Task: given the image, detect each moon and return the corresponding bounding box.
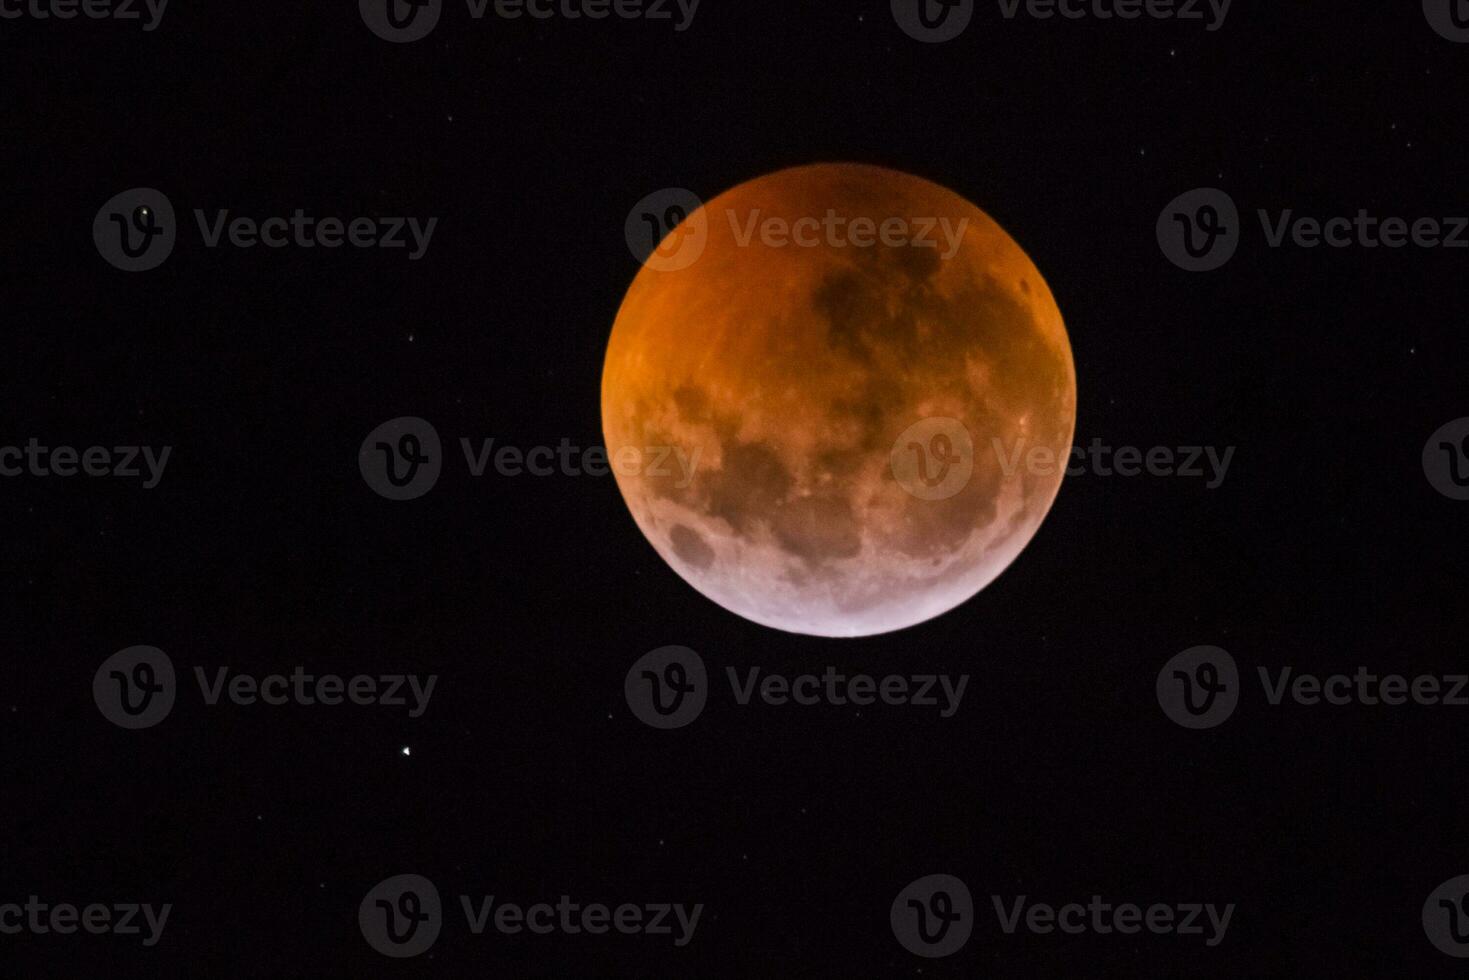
[601,163,1076,637]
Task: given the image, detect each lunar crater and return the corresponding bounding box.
[603,163,1076,637]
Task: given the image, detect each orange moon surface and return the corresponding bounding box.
[601,163,1076,637]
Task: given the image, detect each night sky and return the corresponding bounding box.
[6,0,1469,974]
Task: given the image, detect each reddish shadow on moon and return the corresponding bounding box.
[602,163,1076,637]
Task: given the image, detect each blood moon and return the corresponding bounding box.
[601,163,1076,637]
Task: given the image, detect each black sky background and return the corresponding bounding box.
[4,0,1469,975]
